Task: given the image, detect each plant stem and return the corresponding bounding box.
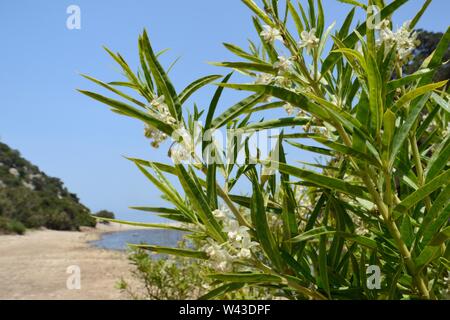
[335,122,430,299]
[361,171,430,299]
[409,134,432,211]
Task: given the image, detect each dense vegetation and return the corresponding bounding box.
[82,0,449,300]
[118,241,276,299]
[405,29,450,81]
[94,210,116,223]
[0,142,96,234]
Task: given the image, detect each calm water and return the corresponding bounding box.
[89,229,185,251]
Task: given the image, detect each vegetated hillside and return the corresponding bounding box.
[405,29,450,81]
[0,142,96,234]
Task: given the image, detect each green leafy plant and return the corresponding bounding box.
[94,210,116,224]
[118,246,275,300]
[0,216,26,235]
[80,0,449,300]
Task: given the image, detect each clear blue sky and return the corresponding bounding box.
[0,0,449,222]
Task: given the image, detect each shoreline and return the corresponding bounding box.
[0,223,141,300]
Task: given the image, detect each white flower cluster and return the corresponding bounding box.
[144,126,167,148]
[283,103,301,116]
[274,56,292,74]
[377,20,419,63]
[353,216,369,236]
[204,208,258,272]
[0,180,6,189]
[144,95,177,148]
[255,73,274,85]
[268,213,283,230]
[299,29,320,55]
[274,75,293,88]
[151,95,177,125]
[260,25,283,43]
[204,241,235,272]
[170,126,193,164]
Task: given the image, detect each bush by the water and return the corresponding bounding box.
[0,142,96,233]
[118,247,275,300]
[94,210,116,223]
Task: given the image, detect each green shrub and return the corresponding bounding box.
[0,217,26,235]
[118,247,276,300]
[94,210,116,224]
[0,187,96,231]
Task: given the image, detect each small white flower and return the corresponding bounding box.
[236,233,258,259]
[254,73,274,85]
[378,20,418,64]
[170,144,190,164]
[240,234,258,249]
[149,95,177,126]
[274,56,292,74]
[260,25,283,43]
[354,216,369,236]
[224,220,249,242]
[238,248,252,259]
[170,126,193,163]
[215,261,233,272]
[375,19,391,31]
[144,125,167,148]
[283,103,299,116]
[204,241,235,272]
[312,126,328,136]
[150,95,166,109]
[0,180,6,188]
[299,28,319,54]
[269,214,283,228]
[274,75,292,88]
[213,208,227,220]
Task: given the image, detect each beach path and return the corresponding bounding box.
[0,224,136,300]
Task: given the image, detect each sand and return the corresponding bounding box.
[0,223,139,300]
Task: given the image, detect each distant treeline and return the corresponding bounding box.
[0,142,96,234]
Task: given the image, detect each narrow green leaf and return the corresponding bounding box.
[78,90,173,135]
[211,93,263,129]
[395,169,450,213]
[133,245,208,259]
[273,162,368,199]
[208,273,282,283]
[391,81,448,113]
[93,217,190,232]
[290,227,335,243]
[425,134,450,181]
[178,75,222,105]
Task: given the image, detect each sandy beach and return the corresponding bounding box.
[0,223,139,300]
